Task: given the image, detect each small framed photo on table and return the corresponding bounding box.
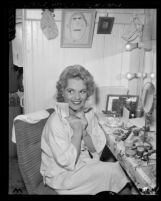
[60,9,96,48]
[105,94,139,117]
[106,95,121,116]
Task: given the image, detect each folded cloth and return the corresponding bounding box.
[12,110,50,143]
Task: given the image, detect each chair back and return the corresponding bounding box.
[14,108,55,194]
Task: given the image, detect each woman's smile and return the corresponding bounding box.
[71,100,82,105]
[69,100,84,112]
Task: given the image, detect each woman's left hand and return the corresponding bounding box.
[83,131,96,153]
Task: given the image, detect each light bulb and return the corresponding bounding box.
[125,44,131,51]
[126,72,135,80]
[143,73,147,79]
[125,43,138,51]
[150,72,155,79]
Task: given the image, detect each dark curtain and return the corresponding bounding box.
[8,8,19,92]
[9,41,19,93]
[8,8,16,41]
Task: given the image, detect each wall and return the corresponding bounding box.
[143,9,156,88]
[20,9,154,113]
[143,42,156,87]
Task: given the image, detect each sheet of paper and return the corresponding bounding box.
[123,107,130,120]
[108,96,119,111]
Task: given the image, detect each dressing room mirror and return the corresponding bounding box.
[141,82,155,114]
[141,82,155,138]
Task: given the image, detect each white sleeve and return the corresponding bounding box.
[43,116,77,171]
[90,114,106,154]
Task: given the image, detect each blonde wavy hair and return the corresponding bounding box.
[56,65,95,102]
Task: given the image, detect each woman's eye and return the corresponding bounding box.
[67,89,74,94]
[80,90,87,94]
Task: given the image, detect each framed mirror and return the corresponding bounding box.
[141,82,155,114]
[141,82,155,141]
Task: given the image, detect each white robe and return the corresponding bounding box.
[40,102,129,194]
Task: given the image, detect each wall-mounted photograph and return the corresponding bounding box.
[60,9,96,48]
[97,17,115,34]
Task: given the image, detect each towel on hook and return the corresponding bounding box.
[40,9,58,40]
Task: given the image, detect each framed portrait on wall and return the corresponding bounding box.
[97,17,115,34]
[60,9,96,48]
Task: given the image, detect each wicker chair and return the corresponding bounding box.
[14,107,118,195]
[14,108,58,194]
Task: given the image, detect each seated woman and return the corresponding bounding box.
[40,65,131,195]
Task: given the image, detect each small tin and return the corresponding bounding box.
[125,149,136,157]
[143,142,152,151]
[133,128,140,136]
[136,146,145,157]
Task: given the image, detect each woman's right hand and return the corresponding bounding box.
[66,115,86,135]
[66,115,87,163]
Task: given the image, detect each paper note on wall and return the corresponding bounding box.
[123,107,130,120]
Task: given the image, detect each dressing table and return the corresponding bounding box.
[97,115,156,195]
[97,82,157,195]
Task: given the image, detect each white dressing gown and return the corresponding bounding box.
[40,102,129,194]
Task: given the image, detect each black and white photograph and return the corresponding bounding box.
[97,17,115,34]
[9,8,157,195]
[105,94,139,117]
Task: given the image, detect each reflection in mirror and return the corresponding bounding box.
[142,82,155,114]
[141,82,155,142]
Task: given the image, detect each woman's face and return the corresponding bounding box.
[63,78,88,113]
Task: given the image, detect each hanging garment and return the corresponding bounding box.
[40,10,58,40]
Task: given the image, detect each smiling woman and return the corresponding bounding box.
[40,64,132,195]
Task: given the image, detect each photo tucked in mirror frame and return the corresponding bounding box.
[103,94,139,118]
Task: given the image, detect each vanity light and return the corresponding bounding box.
[137,73,148,79]
[138,72,155,79]
[126,72,136,80]
[125,40,152,52]
[125,43,138,51]
[149,72,155,79]
[125,72,149,80]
